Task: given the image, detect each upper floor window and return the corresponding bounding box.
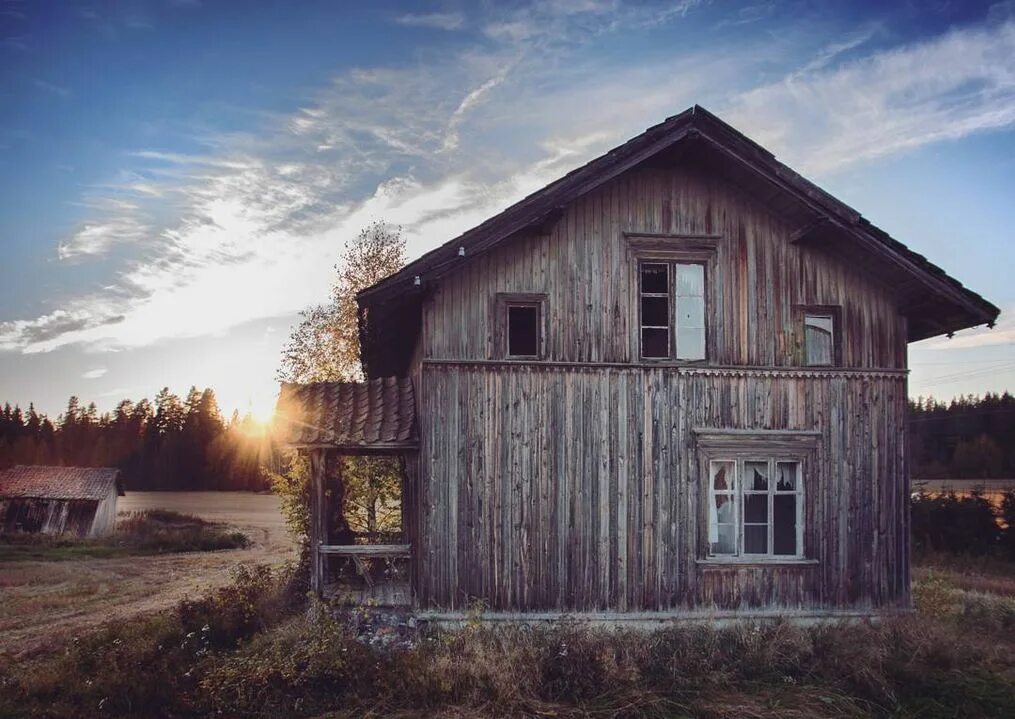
[797,305,842,367]
[709,458,803,558]
[639,261,705,360]
[495,293,546,359]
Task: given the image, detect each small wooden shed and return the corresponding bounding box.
[0,465,124,537]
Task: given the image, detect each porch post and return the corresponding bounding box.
[308,449,328,595]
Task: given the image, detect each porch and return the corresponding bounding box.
[275,377,418,605]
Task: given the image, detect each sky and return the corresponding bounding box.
[1,0,1014,421]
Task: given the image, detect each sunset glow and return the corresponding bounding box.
[0,1,1013,419]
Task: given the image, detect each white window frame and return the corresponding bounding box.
[637,259,707,361]
[708,457,805,560]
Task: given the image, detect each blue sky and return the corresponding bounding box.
[1,0,1014,419]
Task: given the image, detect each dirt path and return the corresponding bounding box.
[0,492,295,658]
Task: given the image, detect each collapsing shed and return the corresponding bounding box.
[0,465,124,537]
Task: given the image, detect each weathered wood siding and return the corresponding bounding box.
[416,364,909,611]
[423,163,907,369]
[412,161,911,613]
[0,498,100,537]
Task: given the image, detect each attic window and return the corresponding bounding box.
[496,293,546,359]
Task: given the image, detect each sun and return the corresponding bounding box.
[239,388,279,428]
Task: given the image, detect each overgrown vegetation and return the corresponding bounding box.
[2,558,1014,719]
[0,510,249,561]
[912,489,1015,559]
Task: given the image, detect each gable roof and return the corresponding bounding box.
[357,105,999,376]
[274,376,417,451]
[0,465,123,501]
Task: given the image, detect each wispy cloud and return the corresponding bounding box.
[394,12,466,31]
[82,368,107,379]
[725,21,1015,174]
[58,217,150,259]
[2,3,1013,358]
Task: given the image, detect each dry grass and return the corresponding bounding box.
[2,557,1014,719]
[0,492,295,659]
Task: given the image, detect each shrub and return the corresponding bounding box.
[911,491,1000,556]
[0,564,288,719]
[1001,490,1015,561]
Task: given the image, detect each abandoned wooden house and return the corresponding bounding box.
[0,465,124,537]
[275,105,999,621]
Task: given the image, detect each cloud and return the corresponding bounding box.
[4,4,1013,358]
[394,12,465,31]
[0,307,125,352]
[724,21,1015,174]
[58,217,150,259]
[82,368,107,379]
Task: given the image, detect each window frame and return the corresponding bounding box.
[708,457,805,560]
[626,234,717,363]
[795,304,842,367]
[494,292,547,360]
[694,428,818,565]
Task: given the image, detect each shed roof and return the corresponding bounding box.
[0,465,123,501]
[356,104,999,377]
[274,376,417,451]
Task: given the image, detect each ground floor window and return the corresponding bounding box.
[708,458,803,558]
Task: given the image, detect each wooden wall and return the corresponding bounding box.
[411,160,911,614]
[416,364,909,612]
[422,163,907,369]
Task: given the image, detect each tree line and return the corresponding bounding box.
[909,392,1015,479]
[0,388,277,491]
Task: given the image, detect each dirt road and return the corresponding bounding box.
[0,492,294,658]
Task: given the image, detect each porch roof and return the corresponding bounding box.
[274,376,417,452]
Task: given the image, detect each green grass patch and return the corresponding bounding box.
[0,510,249,562]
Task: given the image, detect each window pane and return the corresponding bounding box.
[712,461,734,491]
[642,328,668,358]
[744,525,767,554]
[641,296,668,327]
[675,263,704,296]
[805,314,834,366]
[712,524,736,555]
[640,263,668,294]
[676,296,705,329]
[675,327,705,361]
[744,461,768,491]
[714,493,734,523]
[776,462,798,491]
[507,305,539,356]
[744,493,768,523]
[774,494,797,555]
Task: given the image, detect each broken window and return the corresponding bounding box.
[507,304,540,357]
[639,260,706,360]
[708,458,803,558]
[804,313,835,366]
[496,293,546,359]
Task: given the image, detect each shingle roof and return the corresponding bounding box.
[274,377,417,450]
[0,465,123,501]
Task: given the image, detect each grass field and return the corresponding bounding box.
[0,492,293,659]
[0,556,1013,718]
[2,493,1014,717]
[0,509,250,562]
